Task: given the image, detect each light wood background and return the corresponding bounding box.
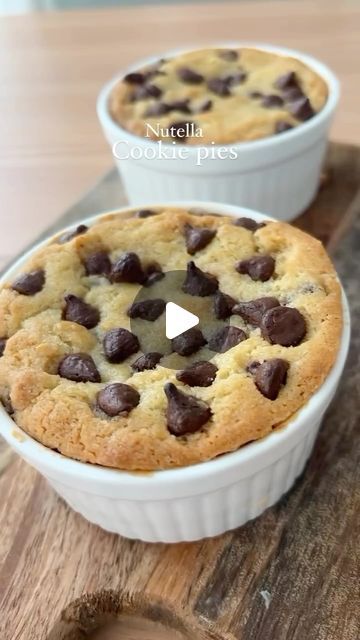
[0,0,359,265]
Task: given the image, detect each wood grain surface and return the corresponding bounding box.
[1,0,360,264]
[0,142,359,640]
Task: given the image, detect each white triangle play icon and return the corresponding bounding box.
[165,302,199,340]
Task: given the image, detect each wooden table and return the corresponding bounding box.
[0,0,360,264]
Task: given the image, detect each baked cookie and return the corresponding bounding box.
[109,47,328,144]
[0,208,342,470]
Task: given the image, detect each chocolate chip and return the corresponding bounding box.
[194,99,213,113]
[164,382,211,436]
[213,290,236,320]
[246,360,261,375]
[168,121,195,140]
[234,217,265,231]
[131,83,162,101]
[248,91,263,99]
[177,67,204,84]
[261,94,284,108]
[168,99,191,114]
[103,328,140,363]
[207,77,231,97]
[58,224,88,244]
[274,71,298,90]
[253,358,289,400]
[218,49,239,61]
[58,353,101,383]
[111,252,145,284]
[275,121,294,134]
[134,209,157,218]
[144,263,165,287]
[172,327,206,356]
[208,325,247,353]
[283,86,304,102]
[127,298,165,321]
[12,269,45,295]
[224,71,247,86]
[97,383,139,416]
[63,295,100,329]
[288,96,315,121]
[176,361,218,387]
[236,255,275,282]
[182,261,218,297]
[124,72,146,84]
[0,338,7,357]
[183,224,216,255]
[261,306,306,347]
[131,352,162,372]
[232,297,280,326]
[145,102,171,117]
[84,251,111,276]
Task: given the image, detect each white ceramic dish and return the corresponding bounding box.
[0,202,350,543]
[97,43,340,221]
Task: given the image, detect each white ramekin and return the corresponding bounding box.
[0,202,350,543]
[97,43,340,221]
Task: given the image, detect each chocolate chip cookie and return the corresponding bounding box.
[109,47,328,144]
[0,207,342,470]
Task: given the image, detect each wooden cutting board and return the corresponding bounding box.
[0,142,359,640]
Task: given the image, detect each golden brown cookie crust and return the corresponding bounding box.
[109,47,328,144]
[0,208,342,470]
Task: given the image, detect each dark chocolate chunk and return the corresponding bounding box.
[283,86,304,102]
[253,358,289,400]
[58,224,88,244]
[177,67,204,84]
[131,83,162,101]
[261,94,284,108]
[213,290,236,320]
[288,96,315,121]
[103,328,140,363]
[207,77,231,97]
[232,297,280,326]
[131,352,162,372]
[248,90,263,99]
[58,353,101,383]
[0,338,7,357]
[224,71,247,86]
[234,217,265,231]
[176,361,218,387]
[208,325,247,353]
[261,306,306,347]
[134,209,157,218]
[236,255,275,282]
[168,99,191,114]
[127,298,165,321]
[145,102,171,117]
[84,251,111,276]
[182,261,218,297]
[111,252,145,284]
[63,294,100,329]
[275,121,294,134]
[168,120,195,140]
[274,71,298,90]
[195,99,213,113]
[97,383,140,416]
[171,327,206,357]
[218,49,239,61]
[183,224,216,255]
[144,263,165,287]
[12,269,45,296]
[124,71,146,85]
[164,382,211,436]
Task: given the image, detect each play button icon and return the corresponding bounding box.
[165,302,199,340]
